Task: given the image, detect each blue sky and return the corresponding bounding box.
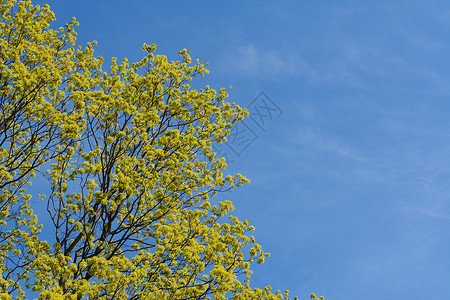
[35,1,450,299]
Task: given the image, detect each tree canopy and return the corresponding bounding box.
[0,0,323,299]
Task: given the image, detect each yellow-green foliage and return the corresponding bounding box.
[0,0,323,299]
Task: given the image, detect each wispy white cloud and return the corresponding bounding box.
[295,126,365,161]
[222,44,303,79]
[220,40,384,87]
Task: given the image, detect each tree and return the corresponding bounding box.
[0,0,324,299]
